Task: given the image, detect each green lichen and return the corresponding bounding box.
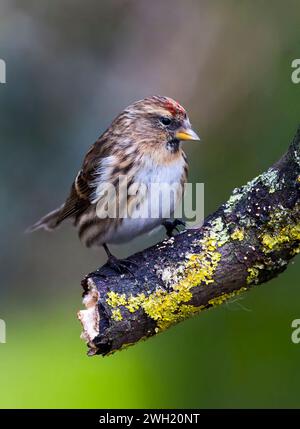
[209,217,230,246]
[294,150,300,166]
[224,168,281,215]
[260,168,279,194]
[224,190,244,214]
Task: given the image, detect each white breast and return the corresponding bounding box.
[108,155,186,244]
[136,154,186,185]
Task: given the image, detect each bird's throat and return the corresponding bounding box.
[166,138,180,154]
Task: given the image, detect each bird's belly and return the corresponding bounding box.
[81,156,186,247]
[107,216,162,244]
[107,181,181,244]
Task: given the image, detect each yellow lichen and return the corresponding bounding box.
[261,224,300,252]
[105,205,300,334]
[141,289,205,330]
[106,292,146,313]
[246,262,269,285]
[208,287,247,307]
[231,228,245,241]
[105,232,222,331]
[291,247,300,256]
[111,308,123,321]
[247,266,260,284]
[106,291,127,307]
[259,206,300,255]
[139,234,222,331]
[125,293,146,313]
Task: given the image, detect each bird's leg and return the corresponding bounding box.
[162,219,186,238]
[103,243,114,259]
[103,243,137,275]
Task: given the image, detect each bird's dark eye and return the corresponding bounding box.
[160,116,172,126]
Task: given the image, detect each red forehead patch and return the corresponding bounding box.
[164,99,186,116]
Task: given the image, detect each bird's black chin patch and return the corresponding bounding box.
[166,138,180,153]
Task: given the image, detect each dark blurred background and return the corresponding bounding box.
[0,0,300,408]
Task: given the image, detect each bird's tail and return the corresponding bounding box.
[26,205,64,233]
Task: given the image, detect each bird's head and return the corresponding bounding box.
[110,96,200,161]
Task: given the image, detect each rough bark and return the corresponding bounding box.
[78,127,300,356]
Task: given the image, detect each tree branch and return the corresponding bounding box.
[78,127,300,356]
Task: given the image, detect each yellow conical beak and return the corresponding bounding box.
[175,127,200,142]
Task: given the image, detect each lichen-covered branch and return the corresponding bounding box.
[78,127,300,356]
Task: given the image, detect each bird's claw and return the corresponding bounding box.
[105,255,136,276]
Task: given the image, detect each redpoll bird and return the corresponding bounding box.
[29,96,200,272]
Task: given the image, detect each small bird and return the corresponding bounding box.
[29,96,200,272]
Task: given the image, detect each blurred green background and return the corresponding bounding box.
[0,0,300,408]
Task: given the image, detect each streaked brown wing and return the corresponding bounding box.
[56,136,110,223]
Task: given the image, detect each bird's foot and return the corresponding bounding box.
[105,255,137,276]
[163,219,186,238]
